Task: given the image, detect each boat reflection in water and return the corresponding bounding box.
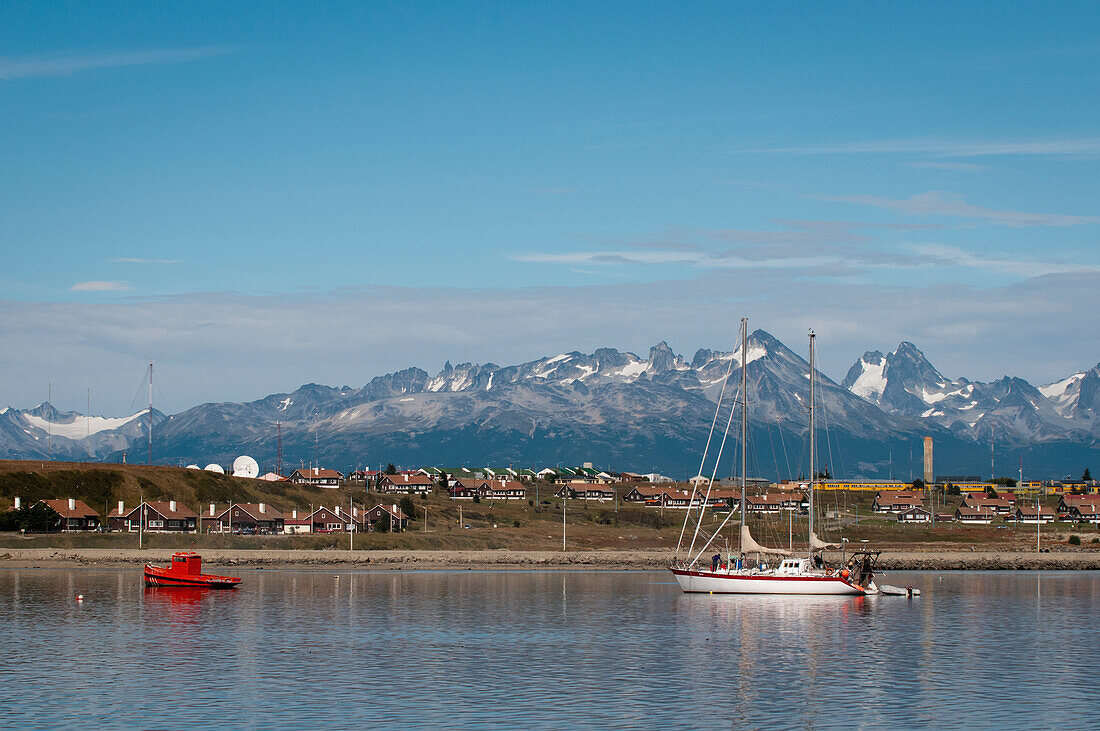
[673,590,903,728]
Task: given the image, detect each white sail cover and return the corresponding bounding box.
[741,525,792,556]
[809,532,841,551]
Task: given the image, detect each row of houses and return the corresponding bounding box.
[865,489,1071,525]
[9,498,409,534]
[281,464,1100,500]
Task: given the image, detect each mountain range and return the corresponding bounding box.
[3,331,1097,479]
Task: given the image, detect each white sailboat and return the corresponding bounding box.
[670,323,881,596]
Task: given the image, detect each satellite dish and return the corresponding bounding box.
[204,463,224,474]
[186,464,201,470]
[232,455,260,479]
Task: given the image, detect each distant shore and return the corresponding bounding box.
[2,547,1100,571]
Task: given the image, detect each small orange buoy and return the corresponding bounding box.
[76,595,84,602]
[840,569,850,580]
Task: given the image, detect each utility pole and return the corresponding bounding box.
[562,495,567,551]
[138,488,144,550]
[350,496,354,551]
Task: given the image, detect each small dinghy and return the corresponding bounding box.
[144,551,241,588]
[879,584,920,596]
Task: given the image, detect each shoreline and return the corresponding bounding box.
[3,547,1100,571]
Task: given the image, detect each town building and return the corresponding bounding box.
[377,473,434,495]
[1058,494,1100,514]
[366,503,407,532]
[897,506,932,523]
[954,506,997,524]
[288,467,343,488]
[448,478,488,499]
[872,491,926,514]
[283,508,312,534]
[108,500,197,533]
[483,480,527,500]
[962,496,1013,515]
[204,503,285,534]
[1013,506,1055,524]
[555,484,616,501]
[39,499,101,532]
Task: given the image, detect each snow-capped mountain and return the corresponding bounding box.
[141,331,976,478]
[842,343,1099,446]
[2,332,1095,478]
[0,403,166,460]
[1041,365,1100,426]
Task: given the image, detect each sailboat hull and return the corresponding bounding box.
[670,567,869,595]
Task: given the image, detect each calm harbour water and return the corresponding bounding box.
[1,568,1097,730]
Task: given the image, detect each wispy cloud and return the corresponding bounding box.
[70,280,132,292]
[109,258,181,265]
[735,138,1100,158]
[910,244,1099,278]
[823,191,1099,227]
[906,161,990,172]
[514,242,932,273]
[0,47,232,80]
[5,272,1100,413]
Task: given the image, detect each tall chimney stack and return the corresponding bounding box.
[170,500,177,512]
[68,498,76,511]
[13,497,20,510]
[118,500,124,515]
[209,503,216,516]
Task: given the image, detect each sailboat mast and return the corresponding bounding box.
[808,330,815,558]
[740,318,748,554]
[148,362,153,466]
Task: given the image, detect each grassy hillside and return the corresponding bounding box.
[0,460,1092,551]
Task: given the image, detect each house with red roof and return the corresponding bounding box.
[204,503,285,534]
[366,503,408,532]
[288,467,343,488]
[377,473,434,495]
[39,499,101,532]
[108,500,197,533]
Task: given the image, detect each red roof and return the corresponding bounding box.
[207,503,285,521]
[40,499,99,519]
[1062,494,1100,505]
[380,473,435,486]
[290,468,342,480]
[367,504,407,520]
[108,501,197,520]
[486,480,526,492]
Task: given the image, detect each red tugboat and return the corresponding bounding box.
[144,551,242,588]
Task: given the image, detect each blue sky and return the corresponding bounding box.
[1,2,1098,413]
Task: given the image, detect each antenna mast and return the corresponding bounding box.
[277,421,284,476]
[47,382,52,460]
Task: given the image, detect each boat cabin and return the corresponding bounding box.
[775,558,811,575]
[169,552,203,576]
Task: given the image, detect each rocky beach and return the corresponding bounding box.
[3,546,1099,571]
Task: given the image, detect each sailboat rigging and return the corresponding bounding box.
[670,323,884,596]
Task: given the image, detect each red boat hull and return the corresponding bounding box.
[144,552,241,588]
[144,567,241,588]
